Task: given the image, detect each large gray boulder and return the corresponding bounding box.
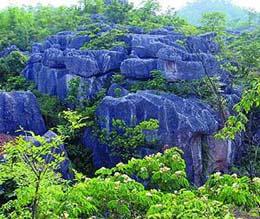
[121,58,157,79]
[0,92,46,135]
[186,33,220,54]
[42,48,65,68]
[64,54,99,78]
[23,64,112,100]
[84,91,219,184]
[157,47,220,81]
[84,90,241,185]
[23,35,127,101]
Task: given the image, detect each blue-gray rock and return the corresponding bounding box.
[83,50,127,74]
[121,58,157,79]
[127,26,144,34]
[64,54,99,77]
[68,35,90,49]
[32,43,44,53]
[129,34,185,58]
[44,31,74,51]
[83,127,120,168]
[23,63,112,100]
[186,33,219,54]
[84,90,219,184]
[0,91,46,135]
[24,130,73,180]
[0,45,19,58]
[157,46,220,81]
[43,130,73,180]
[42,48,65,68]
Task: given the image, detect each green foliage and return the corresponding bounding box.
[0,51,28,81]
[66,77,81,106]
[100,118,159,161]
[56,110,88,141]
[0,75,35,91]
[104,0,133,23]
[2,140,259,218]
[217,78,260,140]
[200,12,227,34]
[0,6,83,50]
[147,190,233,219]
[82,28,127,50]
[112,73,125,84]
[223,28,260,77]
[200,173,260,211]
[131,70,224,109]
[128,2,197,33]
[96,147,189,192]
[79,0,105,14]
[0,132,67,219]
[130,70,167,92]
[34,92,65,129]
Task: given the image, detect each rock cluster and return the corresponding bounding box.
[20,25,241,184]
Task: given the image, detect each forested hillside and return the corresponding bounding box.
[178,0,259,27]
[0,0,259,218]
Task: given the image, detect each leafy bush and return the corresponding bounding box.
[0,75,35,91]
[0,132,67,219]
[0,51,28,81]
[34,92,66,129]
[96,147,189,192]
[82,28,127,50]
[104,0,133,23]
[100,118,159,161]
[200,173,260,210]
[147,190,233,219]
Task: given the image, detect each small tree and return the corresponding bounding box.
[201,12,227,34]
[104,0,133,23]
[0,132,66,219]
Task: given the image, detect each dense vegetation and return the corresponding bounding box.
[0,0,259,218]
[178,0,260,27]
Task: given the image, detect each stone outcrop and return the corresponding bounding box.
[121,58,157,79]
[83,90,241,185]
[21,24,241,185]
[0,91,46,135]
[23,31,127,100]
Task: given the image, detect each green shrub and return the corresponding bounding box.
[99,118,159,161]
[200,173,260,210]
[82,28,127,50]
[0,75,35,91]
[147,190,233,219]
[104,0,133,23]
[0,51,28,82]
[96,147,189,192]
[34,92,66,129]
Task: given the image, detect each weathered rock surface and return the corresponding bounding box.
[83,90,241,185]
[23,31,127,100]
[22,25,241,185]
[0,91,46,135]
[42,130,73,180]
[121,58,157,79]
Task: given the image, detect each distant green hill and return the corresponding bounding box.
[177,0,250,26]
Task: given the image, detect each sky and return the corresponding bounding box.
[0,0,259,11]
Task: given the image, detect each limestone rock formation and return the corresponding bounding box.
[0,91,46,135]
[22,24,241,185]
